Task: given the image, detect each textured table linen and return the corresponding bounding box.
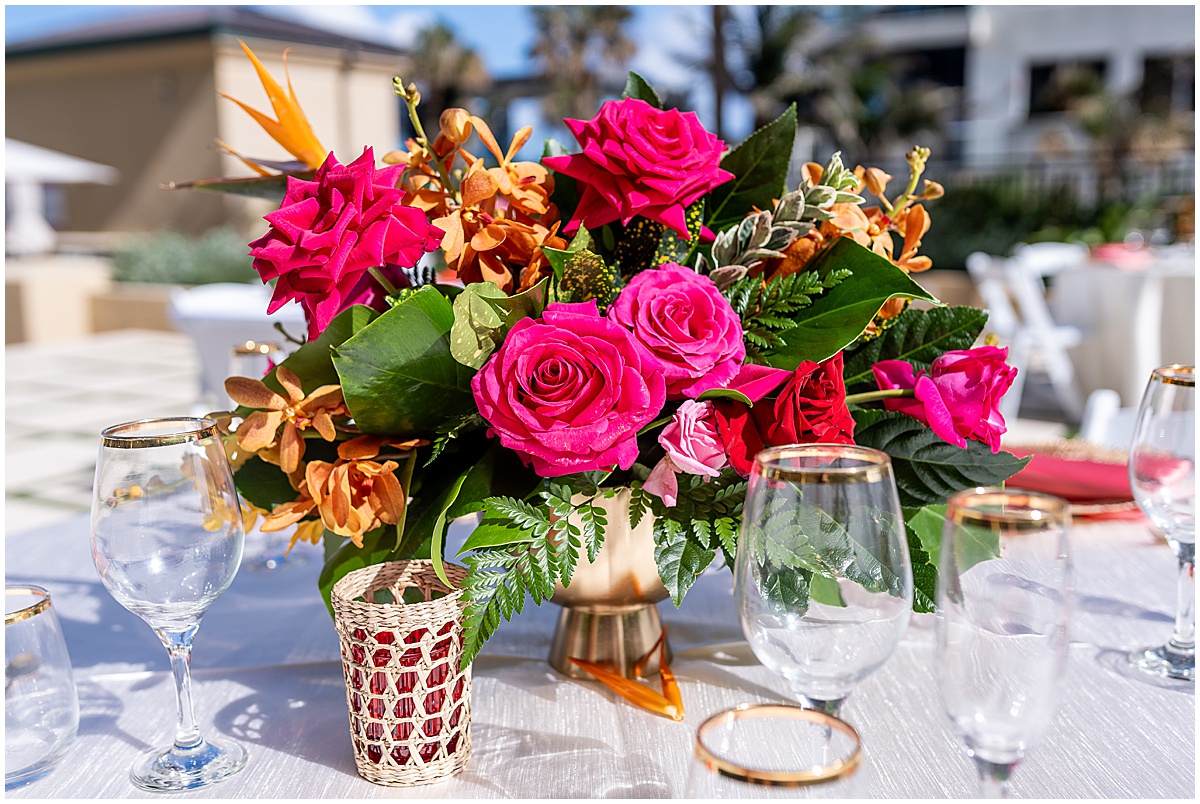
[5,515,1194,798]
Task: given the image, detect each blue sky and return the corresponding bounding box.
[4,4,755,141]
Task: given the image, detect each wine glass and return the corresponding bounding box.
[685,703,865,798]
[1127,365,1195,681]
[935,488,1073,798]
[90,418,248,790]
[735,444,913,718]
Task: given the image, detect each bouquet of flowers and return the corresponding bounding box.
[200,44,1027,669]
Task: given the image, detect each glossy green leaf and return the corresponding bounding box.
[654,518,716,606]
[853,410,1031,509]
[706,104,797,234]
[332,286,475,436]
[622,71,663,108]
[232,455,299,511]
[763,239,940,370]
[696,387,753,406]
[842,306,990,393]
[809,574,847,607]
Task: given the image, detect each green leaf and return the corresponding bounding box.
[245,305,378,411]
[842,306,990,393]
[762,239,940,369]
[167,171,310,201]
[903,504,949,568]
[809,574,847,607]
[706,104,797,234]
[318,524,410,618]
[429,472,470,589]
[543,138,578,215]
[622,71,663,108]
[449,282,508,369]
[458,518,534,554]
[653,518,716,606]
[232,455,299,511]
[697,386,754,408]
[905,525,938,614]
[332,286,475,436]
[853,410,1031,509]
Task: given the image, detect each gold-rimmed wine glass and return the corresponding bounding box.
[1127,365,1195,681]
[735,444,913,719]
[90,417,247,791]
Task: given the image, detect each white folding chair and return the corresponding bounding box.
[1079,388,1138,450]
[1011,241,1089,277]
[966,251,1085,423]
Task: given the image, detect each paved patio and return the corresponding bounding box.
[4,328,1070,535]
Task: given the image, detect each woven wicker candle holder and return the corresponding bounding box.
[331,561,472,787]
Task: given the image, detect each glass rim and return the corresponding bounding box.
[694,703,862,786]
[5,584,52,626]
[945,486,1072,526]
[752,443,892,483]
[1150,364,1195,387]
[101,417,218,449]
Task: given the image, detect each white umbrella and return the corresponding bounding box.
[5,139,119,256]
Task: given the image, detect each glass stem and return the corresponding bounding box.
[1167,540,1196,655]
[975,758,1014,798]
[798,695,845,717]
[157,625,202,750]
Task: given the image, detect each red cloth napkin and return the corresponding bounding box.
[1007,448,1144,521]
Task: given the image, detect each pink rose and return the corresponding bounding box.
[643,400,728,507]
[872,346,1018,453]
[543,98,734,239]
[471,300,666,477]
[249,147,444,340]
[608,263,745,399]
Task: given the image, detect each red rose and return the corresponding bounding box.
[714,354,856,476]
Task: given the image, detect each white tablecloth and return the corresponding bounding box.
[1051,250,1196,407]
[5,515,1194,798]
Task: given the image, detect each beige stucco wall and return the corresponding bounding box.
[7,34,410,238]
[6,36,231,235]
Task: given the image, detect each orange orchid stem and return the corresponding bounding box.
[568,657,683,722]
[658,628,684,715]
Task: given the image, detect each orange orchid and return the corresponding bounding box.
[219,40,328,171]
[225,366,347,475]
[259,436,417,549]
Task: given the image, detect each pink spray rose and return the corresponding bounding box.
[608,263,745,399]
[872,346,1018,453]
[643,400,728,507]
[249,147,444,340]
[542,98,734,239]
[471,300,666,477]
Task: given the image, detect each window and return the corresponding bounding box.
[1140,54,1195,114]
[1028,60,1107,116]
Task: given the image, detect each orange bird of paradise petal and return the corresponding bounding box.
[569,629,685,722]
[219,40,328,171]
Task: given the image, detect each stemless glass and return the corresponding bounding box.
[5,585,80,788]
[936,488,1073,799]
[685,703,865,798]
[1127,365,1195,681]
[90,417,247,790]
[735,444,913,718]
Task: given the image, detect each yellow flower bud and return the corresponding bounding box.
[439,108,474,145]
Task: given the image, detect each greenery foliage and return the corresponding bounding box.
[112,228,257,285]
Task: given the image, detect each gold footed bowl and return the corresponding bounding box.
[549,488,672,679]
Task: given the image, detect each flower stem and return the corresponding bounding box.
[395,79,459,204]
[843,388,913,406]
[368,266,400,297]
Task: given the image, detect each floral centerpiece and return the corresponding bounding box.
[197,45,1028,671]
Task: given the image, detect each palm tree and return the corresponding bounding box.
[406,23,490,135]
[529,6,636,123]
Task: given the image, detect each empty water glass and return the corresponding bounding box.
[936,488,1073,798]
[5,585,79,788]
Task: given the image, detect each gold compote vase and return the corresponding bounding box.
[549,488,671,679]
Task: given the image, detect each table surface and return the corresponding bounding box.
[5,513,1195,798]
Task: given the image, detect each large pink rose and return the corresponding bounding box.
[872,346,1018,453]
[643,400,728,507]
[249,147,443,340]
[471,301,666,477]
[608,263,745,399]
[543,98,733,239]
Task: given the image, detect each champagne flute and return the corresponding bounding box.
[1127,364,1195,681]
[735,444,913,718]
[90,418,247,790]
[936,488,1073,798]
